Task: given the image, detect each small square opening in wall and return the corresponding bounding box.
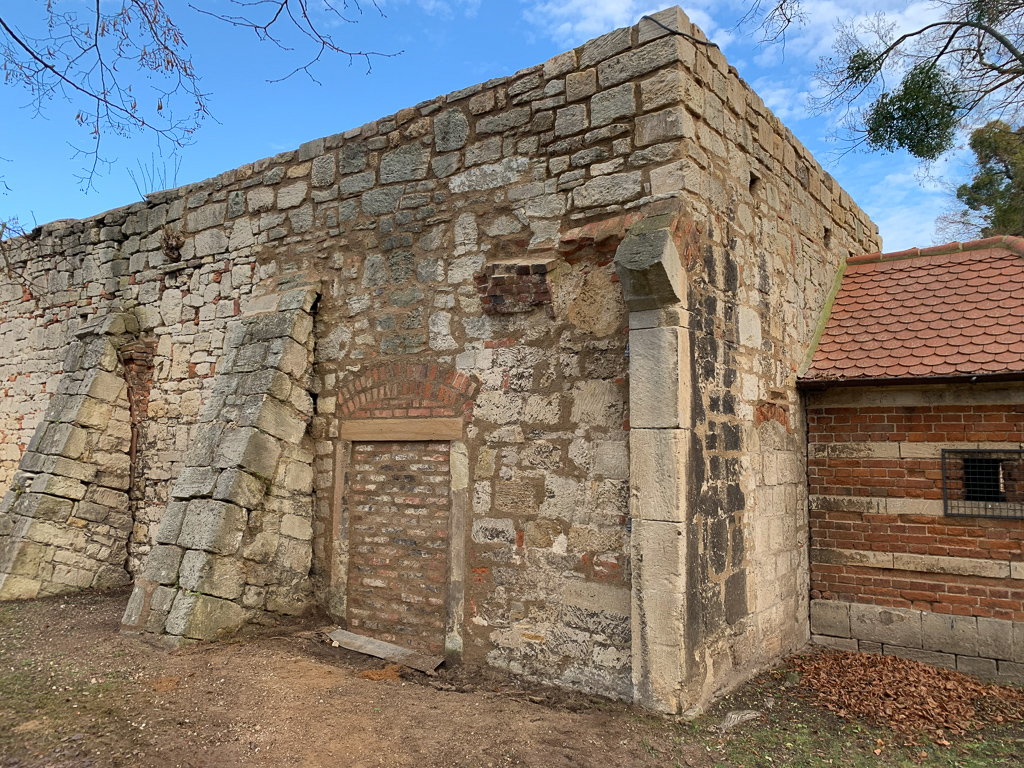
[943,449,1024,519]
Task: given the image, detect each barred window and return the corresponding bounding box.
[942,449,1024,519]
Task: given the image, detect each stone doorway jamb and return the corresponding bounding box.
[614,212,695,713]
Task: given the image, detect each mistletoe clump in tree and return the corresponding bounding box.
[750,0,1024,161]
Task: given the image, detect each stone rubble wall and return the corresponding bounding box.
[0,6,881,708]
[0,314,138,598]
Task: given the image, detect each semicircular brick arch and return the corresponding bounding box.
[337,363,479,420]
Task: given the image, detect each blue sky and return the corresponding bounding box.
[1,1,958,251]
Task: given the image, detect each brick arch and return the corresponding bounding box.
[337,363,479,420]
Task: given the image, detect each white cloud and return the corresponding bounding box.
[521,0,660,46]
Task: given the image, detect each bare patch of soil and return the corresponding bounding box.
[3,590,1023,768]
[0,589,702,768]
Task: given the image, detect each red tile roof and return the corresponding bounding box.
[801,236,1024,383]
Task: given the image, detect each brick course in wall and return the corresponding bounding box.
[347,441,451,655]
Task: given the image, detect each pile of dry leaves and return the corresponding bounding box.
[793,651,1024,742]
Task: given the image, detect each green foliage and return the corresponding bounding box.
[864,63,966,160]
[845,49,881,85]
[956,120,1024,236]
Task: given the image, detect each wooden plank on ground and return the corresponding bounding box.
[327,628,444,674]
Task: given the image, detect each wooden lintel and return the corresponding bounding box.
[339,417,464,442]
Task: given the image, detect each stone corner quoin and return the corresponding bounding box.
[0,5,879,714]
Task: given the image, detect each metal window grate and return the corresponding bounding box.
[943,449,1024,519]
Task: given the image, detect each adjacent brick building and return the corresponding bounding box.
[801,237,1024,680]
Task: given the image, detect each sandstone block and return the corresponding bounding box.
[636,106,694,147]
[29,473,87,501]
[214,469,267,509]
[555,104,588,137]
[810,599,852,638]
[978,616,1014,660]
[143,544,184,585]
[177,499,247,555]
[629,430,694,523]
[155,501,188,545]
[850,604,922,648]
[476,108,530,135]
[579,27,631,68]
[812,635,859,651]
[629,327,691,429]
[178,550,245,600]
[171,466,220,499]
[883,645,955,670]
[434,108,469,151]
[591,83,636,127]
[614,219,685,311]
[566,70,597,102]
[572,172,642,208]
[922,612,978,656]
[380,144,430,183]
[957,656,997,679]
[213,427,282,480]
[164,591,245,641]
[598,36,693,88]
[277,182,308,209]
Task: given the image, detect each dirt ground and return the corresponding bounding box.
[2,589,1023,768]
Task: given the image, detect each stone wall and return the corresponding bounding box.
[0,7,880,710]
[806,382,1024,682]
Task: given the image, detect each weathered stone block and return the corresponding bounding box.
[213,469,267,509]
[143,545,184,585]
[598,36,693,88]
[591,83,636,128]
[977,616,1014,660]
[629,327,690,429]
[213,427,282,480]
[613,222,685,311]
[810,599,851,638]
[812,635,859,651]
[178,551,245,600]
[635,106,694,147]
[171,466,220,500]
[850,604,922,648]
[177,499,247,555]
[311,154,336,187]
[164,591,245,641]
[631,517,687,713]
[572,172,642,208]
[629,430,695,524]
[472,518,515,545]
[380,144,430,183]
[29,473,87,501]
[883,645,955,670]
[922,612,978,657]
[434,108,469,151]
[155,501,188,545]
[957,656,997,679]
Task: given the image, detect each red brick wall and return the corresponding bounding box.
[347,441,450,655]
[808,403,1024,499]
[808,394,1024,620]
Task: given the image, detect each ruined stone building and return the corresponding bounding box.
[0,8,882,713]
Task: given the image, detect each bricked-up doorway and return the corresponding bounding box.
[346,440,451,655]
